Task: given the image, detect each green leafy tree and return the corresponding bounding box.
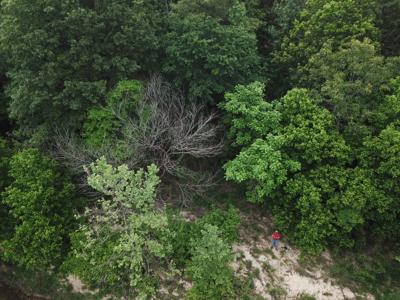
[374,77,400,128]
[223,80,400,253]
[378,0,400,56]
[0,138,13,241]
[358,80,400,239]
[164,0,260,100]
[107,79,144,118]
[0,0,164,142]
[302,39,400,144]
[221,81,281,147]
[360,123,400,238]
[67,158,171,299]
[167,206,240,269]
[1,149,76,269]
[166,210,196,268]
[80,80,144,155]
[281,166,386,252]
[195,206,241,244]
[222,83,365,253]
[223,83,348,200]
[187,224,235,300]
[268,0,305,49]
[276,0,379,86]
[82,107,121,148]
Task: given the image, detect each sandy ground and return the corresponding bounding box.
[232,213,374,300]
[67,275,98,296]
[233,243,358,299]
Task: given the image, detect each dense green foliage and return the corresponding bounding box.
[0,0,164,142]
[66,158,171,298]
[0,0,399,298]
[223,84,349,252]
[187,224,235,300]
[222,79,400,254]
[0,138,13,241]
[1,149,76,269]
[82,107,120,148]
[275,0,380,88]
[378,0,400,56]
[164,0,260,100]
[168,206,240,268]
[302,39,400,144]
[0,138,11,187]
[196,205,241,244]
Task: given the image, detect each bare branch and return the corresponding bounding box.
[52,75,225,203]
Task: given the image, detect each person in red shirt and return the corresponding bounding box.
[271,230,281,250]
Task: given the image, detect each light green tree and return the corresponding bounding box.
[187,224,235,300]
[222,83,365,253]
[1,149,76,269]
[67,158,171,299]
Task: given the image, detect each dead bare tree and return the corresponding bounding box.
[53,76,224,204]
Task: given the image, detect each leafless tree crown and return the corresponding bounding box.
[53,76,224,204]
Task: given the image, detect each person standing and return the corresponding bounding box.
[271,230,281,250]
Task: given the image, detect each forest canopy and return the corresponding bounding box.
[0,0,399,299]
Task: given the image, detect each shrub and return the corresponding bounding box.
[167,206,241,269]
[167,210,196,268]
[196,205,241,244]
[297,293,316,300]
[187,224,235,300]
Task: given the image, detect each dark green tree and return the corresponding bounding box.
[265,0,305,97]
[301,39,400,145]
[164,0,260,101]
[275,0,379,88]
[359,78,400,240]
[0,5,11,136]
[268,0,305,49]
[0,0,165,142]
[378,0,400,56]
[0,138,13,241]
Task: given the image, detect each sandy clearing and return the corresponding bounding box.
[230,211,375,300]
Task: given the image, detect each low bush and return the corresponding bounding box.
[167,206,241,269]
[167,210,195,268]
[187,225,235,300]
[330,251,400,297]
[196,205,241,244]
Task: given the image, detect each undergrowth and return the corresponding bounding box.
[329,250,400,299]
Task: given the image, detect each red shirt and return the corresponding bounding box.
[272,232,281,240]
